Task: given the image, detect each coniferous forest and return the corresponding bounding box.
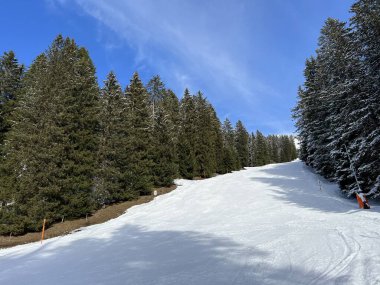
[0,36,297,235]
[293,0,379,198]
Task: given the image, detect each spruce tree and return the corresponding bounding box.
[178,89,196,179]
[294,0,380,196]
[193,92,216,178]
[0,51,24,151]
[151,88,179,186]
[267,135,280,163]
[0,36,100,234]
[96,71,132,204]
[146,75,166,127]
[255,131,269,166]
[248,133,257,167]
[235,120,249,168]
[347,0,380,196]
[208,106,224,174]
[125,72,153,195]
[221,118,239,172]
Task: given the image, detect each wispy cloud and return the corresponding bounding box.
[50,0,291,134]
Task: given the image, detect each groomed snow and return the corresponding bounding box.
[1,160,379,285]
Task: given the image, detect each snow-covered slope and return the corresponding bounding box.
[1,160,379,285]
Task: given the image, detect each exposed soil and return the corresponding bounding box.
[0,185,177,249]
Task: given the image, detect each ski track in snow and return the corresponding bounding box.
[0,160,380,285]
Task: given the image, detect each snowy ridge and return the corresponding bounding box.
[1,160,379,285]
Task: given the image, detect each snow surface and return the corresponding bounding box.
[1,160,380,285]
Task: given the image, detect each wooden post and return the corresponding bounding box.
[41,218,46,244]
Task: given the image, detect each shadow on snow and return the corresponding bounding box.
[0,224,348,285]
[250,161,379,214]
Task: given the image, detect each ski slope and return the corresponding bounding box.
[1,160,379,285]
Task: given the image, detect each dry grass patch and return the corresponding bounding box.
[0,185,177,249]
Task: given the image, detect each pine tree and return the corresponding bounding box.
[267,135,279,163]
[0,35,100,234]
[347,0,380,196]
[0,51,24,151]
[293,58,322,167]
[293,0,380,197]
[248,133,257,166]
[255,131,269,166]
[221,118,239,172]
[146,75,165,127]
[125,72,153,195]
[235,120,249,168]
[208,105,224,174]
[96,71,132,204]
[151,87,179,186]
[193,92,217,178]
[0,51,24,222]
[178,89,196,179]
[289,136,298,160]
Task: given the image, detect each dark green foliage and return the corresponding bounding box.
[248,133,257,167]
[267,135,279,163]
[235,120,249,168]
[96,71,132,203]
[124,72,153,196]
[0,36,100,234]
[293,0,380,197]
[248,133,297,167]
[0,34,297,235]
[147,76,179,186]
[221,119,239,173]
[255,131,270,166]
[193,92,217,178]
[209,107,224,174]
[178,89,196,179]
[0,51,24,149]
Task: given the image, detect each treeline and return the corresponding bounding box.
[293,0,379,197]
[0,35,296,235]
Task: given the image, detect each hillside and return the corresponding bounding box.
[0,160,379,285]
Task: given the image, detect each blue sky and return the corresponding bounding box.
[0,0,354,135]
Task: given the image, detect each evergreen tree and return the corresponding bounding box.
[0,51,24,150]
[151,88,179,186]
[221,118,239,172]
[255,131,269,166]
[0,35,100,234]
[96,71,132,204]
[193,92,217,178]
[294,0,380,197]
[235,120,249,168]
[267,135,279,163]
[178,89,196,179]
[146,75,165,127]
[347,0,380,196]
[248,133,257,167]
[289,136,298,160]
[209,106,224,174]
[124,72,153,195]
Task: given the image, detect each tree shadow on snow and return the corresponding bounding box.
[0,224,350,285]
[250,162,379,214]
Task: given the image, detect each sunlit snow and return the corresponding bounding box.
[1,160,379,285]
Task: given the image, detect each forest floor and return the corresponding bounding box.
[0,185,176,248]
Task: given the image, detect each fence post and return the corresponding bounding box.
[41,218,46,244]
